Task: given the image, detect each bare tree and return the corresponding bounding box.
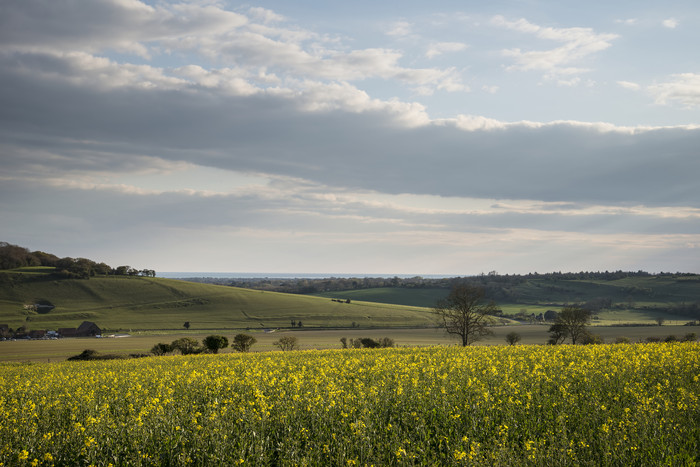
[434,284,498,346]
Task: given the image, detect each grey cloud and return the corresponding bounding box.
[1,51,699,208]
[0,0,247,53]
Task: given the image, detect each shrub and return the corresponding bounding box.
[273,336,299,351]
[171,337,201,355]
[581,333,604,345]
[505,331,521,345]
[151,343,173,356]
[231,334,257,352]
[202,335,229,354]
[378,337,395,348]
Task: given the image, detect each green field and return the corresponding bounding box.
[312,276,700,325]
[313,287,449,308]
[0,269,435,332]
[1,268,699,362]
[2,343,698,465]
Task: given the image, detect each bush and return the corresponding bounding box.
[581,333,604,345]
[683,332,697,342]
[345,337,394,349]
[615,336,631,344]
[664,335,679,343]
[171,337,201,355]
[151,343,173,356]
[231,334,257,352]
[505,332,521,345]
[273,336,299,351]
[202,335,229,354]
[378,337,395,348]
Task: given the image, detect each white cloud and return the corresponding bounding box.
[662,18,679,29]
[425,41,468,59]
[617,80,641,91]
[386,21,413,37]
[492,15,618,79]
[248,6,285,24]
[649,73,700,108]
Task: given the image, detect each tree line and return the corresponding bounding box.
[0,242,154,279]
[180,269,689,296]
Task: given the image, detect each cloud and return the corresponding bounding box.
[425,41,468,59]
[491,15,618,78]
[0,0,248,57]
[662,18,679,29]
[648,73,700,108]
[1,0,698,274]
[386,21,413,37]
[617,80,641,91]
[1,47,698,209]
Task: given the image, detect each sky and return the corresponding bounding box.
[1,0,699,276]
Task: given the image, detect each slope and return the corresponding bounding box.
[0,269,435,331]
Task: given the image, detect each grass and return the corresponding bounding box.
[313,287,449,308]
[0,271,435,331]
[2,324,696,362]
[1,343,699,465]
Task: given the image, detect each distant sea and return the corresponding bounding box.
[159,272,456,279]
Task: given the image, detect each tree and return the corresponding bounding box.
[547,322,568,345]
[202,335,229,354]
[171,337,201,355]
[548,306,591,344]
[151,342,173,356]
[183,321,190,330]
[434,284,498,346]
[231,333,257,352]
[273,336,299,351]
[655,317,665,326]
[505,331,521,345]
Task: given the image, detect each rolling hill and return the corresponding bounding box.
[0,268,436,332]
[311,275,700,325]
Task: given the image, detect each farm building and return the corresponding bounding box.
[58,321,102,337]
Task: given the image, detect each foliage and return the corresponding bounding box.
[505,331,521,345]
[272,336,299,351]
[202,335,229,354]
[231,334,257,352]
[548,306,592,344]
[434,285,498,346]
[1,344,699,465]
[150,343,173,356]
[342,337,395,349]
[171,337,201,355]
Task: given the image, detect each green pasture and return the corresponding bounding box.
[0,272,435,331]
[313,287,449,308]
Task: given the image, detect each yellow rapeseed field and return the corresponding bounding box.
[1,343,698,466]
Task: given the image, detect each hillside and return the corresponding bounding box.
[0,268,435,332]
[311,275,700,324]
